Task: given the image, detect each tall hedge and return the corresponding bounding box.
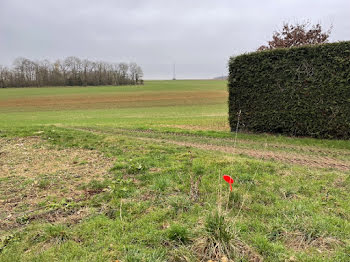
[228,41,350,139]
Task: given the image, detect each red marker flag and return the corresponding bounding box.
[223,175,234,191]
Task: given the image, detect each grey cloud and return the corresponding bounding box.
[0,0,349,79]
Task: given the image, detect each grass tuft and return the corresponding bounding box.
[166,224,191,245]
[194,211,237,260]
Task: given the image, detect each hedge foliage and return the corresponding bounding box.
[228,41,350,139]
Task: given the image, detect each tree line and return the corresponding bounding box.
[0,57,143,88]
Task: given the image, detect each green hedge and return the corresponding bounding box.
[228,41,350,139]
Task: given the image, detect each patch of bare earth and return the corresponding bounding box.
[0,137,114,230]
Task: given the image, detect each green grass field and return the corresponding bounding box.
[0,80,349,261]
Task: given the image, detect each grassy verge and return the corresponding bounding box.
[1,81,349,261]
[1,126,349,261]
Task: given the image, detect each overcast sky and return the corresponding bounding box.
[1,0,349,79]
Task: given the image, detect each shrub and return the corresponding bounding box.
[228,41,350,139]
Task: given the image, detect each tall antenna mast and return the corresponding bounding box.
[172,63,176,80]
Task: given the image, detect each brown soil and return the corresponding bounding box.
[0,137,114,230]
[0,91,226,111]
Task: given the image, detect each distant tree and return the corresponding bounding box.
[135,65,143,84]
[129,62,143,84]
[0,66,6,88]
[258,22,332,51]
[118,63,129,85]
[0,57,143,88]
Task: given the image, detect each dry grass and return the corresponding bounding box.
[282,231,344,253]
[162,123,230,132]
[192,212,263,262]
[0,137,114,230]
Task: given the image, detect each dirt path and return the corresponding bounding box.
[71,127,350,171]
[135,136,350,171]
[87,127,350,157]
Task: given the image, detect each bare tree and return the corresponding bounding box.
[0,65,6,88]
[129,62,138,84]
[133,64,143,84]
[0,57,143,88]
[258,22,332,51]
[118,63,129,85]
